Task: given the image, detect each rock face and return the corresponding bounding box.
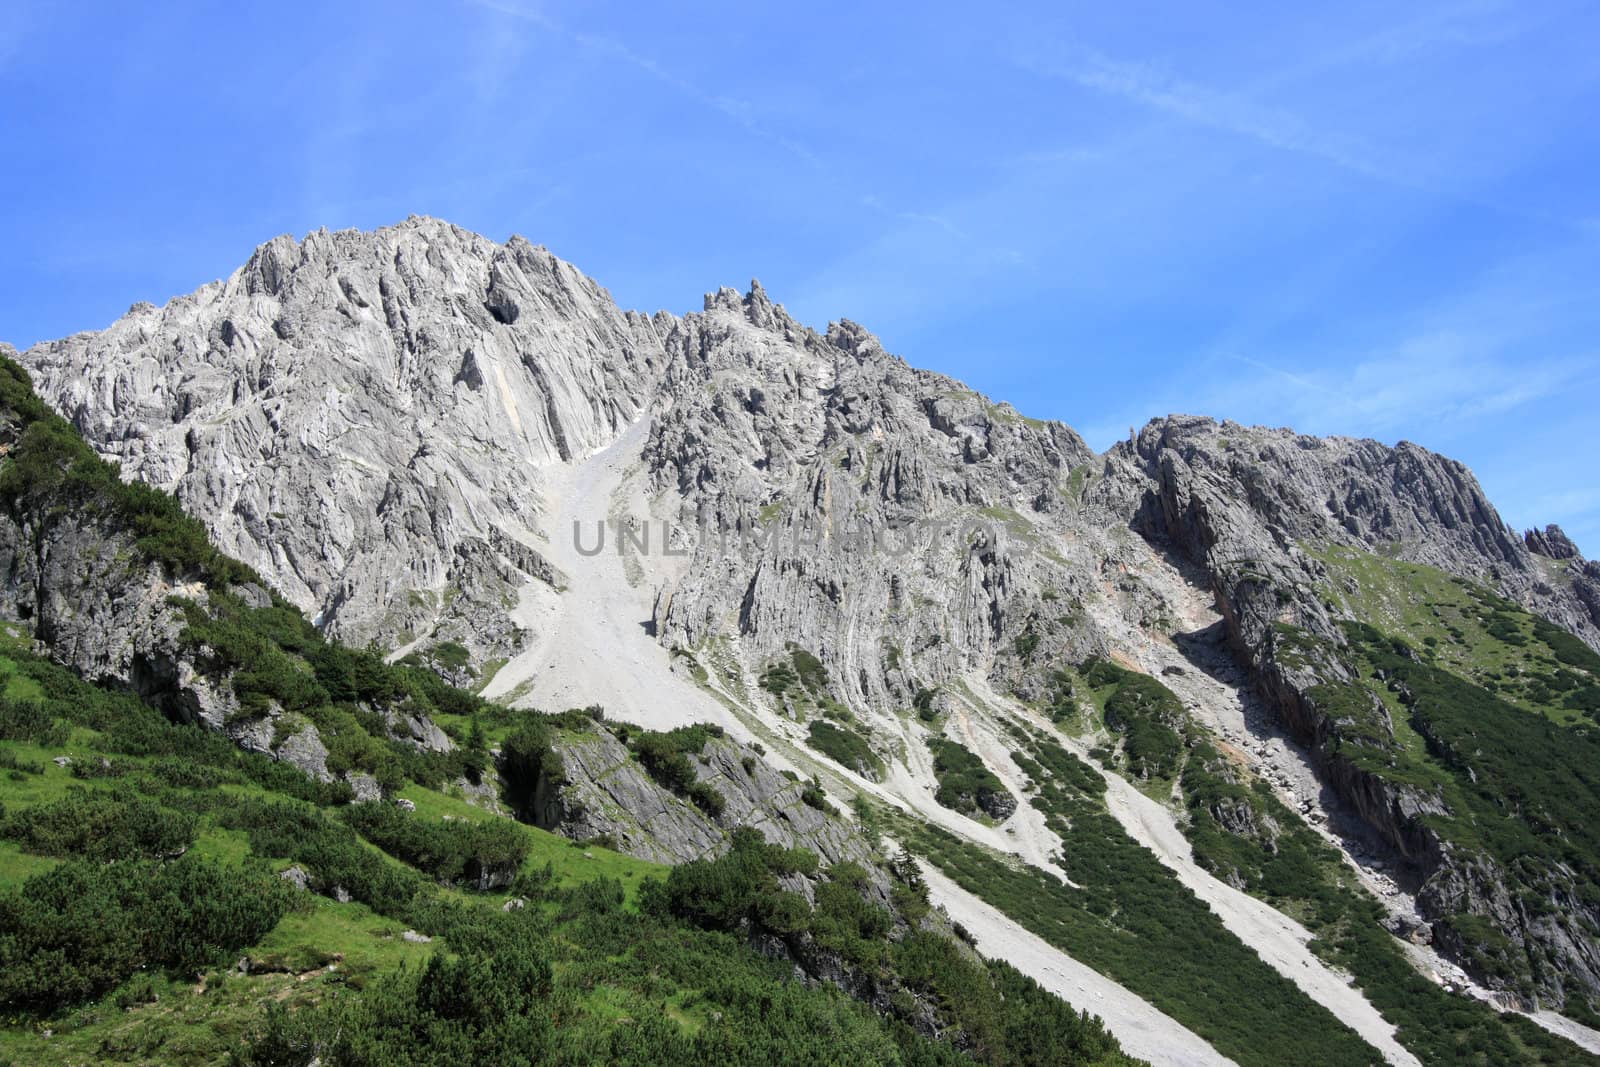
[646,286,1105,714]
[18,217,1600,1013]
[1098,414,1600,653]
[23,218,667,671]
[547,725,877,870]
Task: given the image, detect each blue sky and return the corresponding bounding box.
[2,1,1598,550]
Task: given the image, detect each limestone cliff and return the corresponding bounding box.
[18,217,1600,1018]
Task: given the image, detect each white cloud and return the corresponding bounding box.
[1529,487,1600,521]
[1025,48,1398,184]
[1019,27,1590,231]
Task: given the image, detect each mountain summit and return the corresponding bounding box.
[15,218,1600,1059]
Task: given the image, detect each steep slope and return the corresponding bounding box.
[22,218,671,671]
[1097,415,1600,1016]
[0,353,449,794]
[17,217,1600,1057]
[645,287,1102,712]
[1098,414,1600,650]
[0,353,1146,1067]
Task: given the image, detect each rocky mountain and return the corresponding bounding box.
[0,354,397,793]
[1099,415,1600,1012]
[0,356,1153,1067]
[15,217,1600,1063]
[22,220,668,666]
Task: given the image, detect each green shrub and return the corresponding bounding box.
[789,647,829,693]
[0,856,288,1012]
[653,827,818,933]
[500,719,565,825]
[927,736,1007,818]
[2,785,197,861]
[221,799,426,920]
[806,720,883,778]
[343,802,530,888]
[1099,670,1186,780]
[0,696,69,746]
[631,725,726,815]
[760,662,798,695]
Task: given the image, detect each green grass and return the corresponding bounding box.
[1062,463,1091,503]
[1271,546,1600,1023]
[1309,544,1599,728]
[0,635,1136,1067]
[0,839,58,887]
[248,895,436,978]
[187,826,254,867]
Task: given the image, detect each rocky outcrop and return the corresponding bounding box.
[0,495,346,781]
[645,287,1105,716]
[0,357,444,795]
[548,724,877,871]
[1099,415,1600,652]
[1526,524,1580,560]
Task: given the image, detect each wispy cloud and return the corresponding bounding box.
[1020,30,1588,231]
[467,0,822,168]
[0,3,33,72]
[1033,50,1396,184]
[1527,487,1600,524]
[1310,0,1531,68]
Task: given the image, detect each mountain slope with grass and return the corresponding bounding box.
[1102,415,1600,1023]
[0,354,1142,1066]
[11,218,1600,1063]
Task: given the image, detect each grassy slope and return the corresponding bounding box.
[897,723,1385,1067]
[1303,550,1600,983]
[902,622,1598,1066]
[0,639,1133,1066]
[1310,544,1600,728]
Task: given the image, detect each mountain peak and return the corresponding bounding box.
[700,278,799,334]
[1527,523,1582,560]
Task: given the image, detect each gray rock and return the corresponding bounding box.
[1098,414,1600,650]
[544,725,879,873]
[22,218,668,668]
[1526,523,1580,560]
[274,725,332,783]
[1098,414,1600,1003]
[382,706,454,753]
